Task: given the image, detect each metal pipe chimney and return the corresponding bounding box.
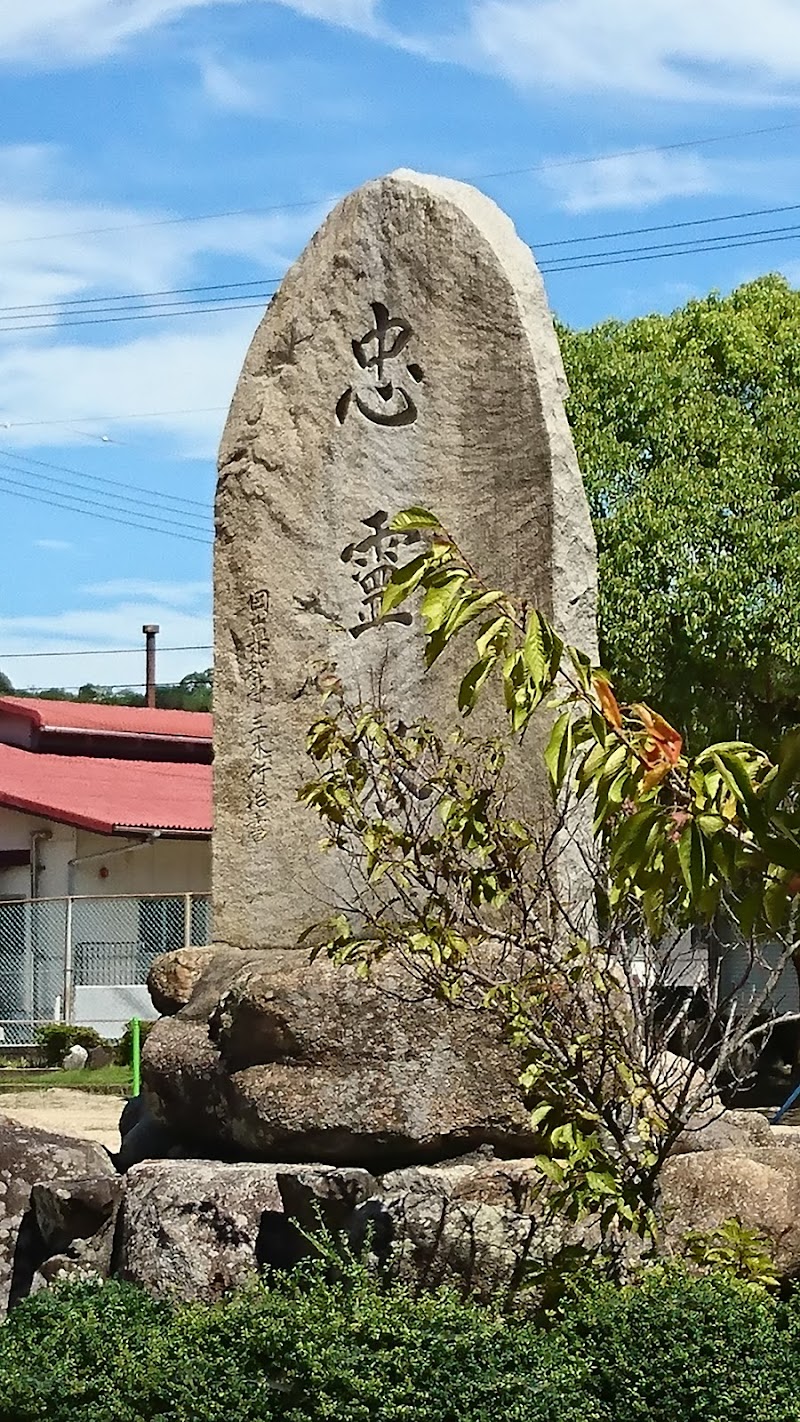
[142,624,160,708]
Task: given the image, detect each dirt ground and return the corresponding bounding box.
[0,1088,125,1151]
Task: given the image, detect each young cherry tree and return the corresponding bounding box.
[300,509,800,1237]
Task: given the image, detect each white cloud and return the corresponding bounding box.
[33,538,74,551]
[0,594,211,691]
[0,148,334,456]
[470,0,800,100]
[0,0,379,64]
[543,151,716,214]
[82,579,209,606]
[541,151,800,214]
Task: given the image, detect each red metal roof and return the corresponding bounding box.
[0,742,212,835]
[0,697,212,742]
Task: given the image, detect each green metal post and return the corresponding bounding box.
[131,1017,141,1098]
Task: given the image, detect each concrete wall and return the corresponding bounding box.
[0,806,210,901]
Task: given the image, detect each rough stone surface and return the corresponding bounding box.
[29,1174,124,1291]
[0,1115,114,1312]
[62,1044,88,1070]
[353,1192,539,1302]
[661,1147,800,1275]
[87,1045,115,1070]
[118,1159,376,1302]
[214,168,597,949]
[115,1094,186,1172]
[670,1108,775,1157]
[147,946,220,1015]
[143,948,540,1165]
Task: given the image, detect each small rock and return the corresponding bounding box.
[62,1044,88,1071]
[87,1045,114,1070]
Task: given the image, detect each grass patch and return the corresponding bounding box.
[0,1065,131,1095]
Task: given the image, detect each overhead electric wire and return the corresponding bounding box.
[3,116,800,248]
[0,277,282,316]
[0,468,212,544]
[0,298,276,335]
[4,198,800,325]
[3,406,228,430]
[540,225,800,273]
[0,448,211,517]
[0,214,798,339]
[0,645,212,659]
[0,455,211,536]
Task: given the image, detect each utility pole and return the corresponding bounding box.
[142,624,160,709]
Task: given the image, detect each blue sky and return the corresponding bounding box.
[1,0,800,692]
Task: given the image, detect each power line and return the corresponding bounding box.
[534,200,800,250]
[2,406,227,431]
[0,448,211,517]
[0,212,798,341]
[541,225,800,274]
[3,117,800,248]
[0,456,210,535]
[0,277,282,316]
[0,285,280,327]
[0,645,211,659]
[3,198,800,325]
[0,469,213,544]
[1,222,797,338]
[0,298,272,335]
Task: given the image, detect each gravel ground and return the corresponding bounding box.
[0,1088,125,1150]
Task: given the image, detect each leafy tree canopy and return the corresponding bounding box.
[560,275,800,752]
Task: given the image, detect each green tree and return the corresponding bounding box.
[301,508,800,1240]
[560,275,800,752]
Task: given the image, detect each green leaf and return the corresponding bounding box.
[420,575,466,634]
[458,657,496,714]
[544,711,573,791]
[678,821,707,903]
[382,554,428,614]
[389,507,441,531]
[522,612,547,684]
[712,749,768,837]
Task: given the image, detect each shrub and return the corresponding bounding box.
[553,1266,798,1422]
[1,1264,799,1422]
[114,1018,156,1067]
[34,1023,109,1067]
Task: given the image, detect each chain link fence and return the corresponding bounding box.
[0,893,211,1046]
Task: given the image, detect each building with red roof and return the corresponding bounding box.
[0,698,213,1042]
[0,697,212,902]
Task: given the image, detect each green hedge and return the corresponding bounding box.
[1,1264,799,1422]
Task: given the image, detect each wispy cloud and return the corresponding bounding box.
[543,151,716,214]
[33,537,74,551]
[542,151,800,213]
[194,50,365,120]
[0,145,335,456]
[0,596,211,690]
[470,0,800,101]
[0,0,380,65]
[82,579,209,606]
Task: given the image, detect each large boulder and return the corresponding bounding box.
[117,1159,376,1302]
[142,949,539,1167]
[661,1147,800,1276]
[0,1115,114,1311]
[29,1174,124,1290]
[147,946,220,1015]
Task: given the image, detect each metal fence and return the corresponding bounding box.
[0,893,212,1046]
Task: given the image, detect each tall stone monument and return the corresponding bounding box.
[214,169,596,948]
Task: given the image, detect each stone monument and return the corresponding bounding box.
[214,168,597,949]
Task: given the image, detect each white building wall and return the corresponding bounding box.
[0,806,210,902]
